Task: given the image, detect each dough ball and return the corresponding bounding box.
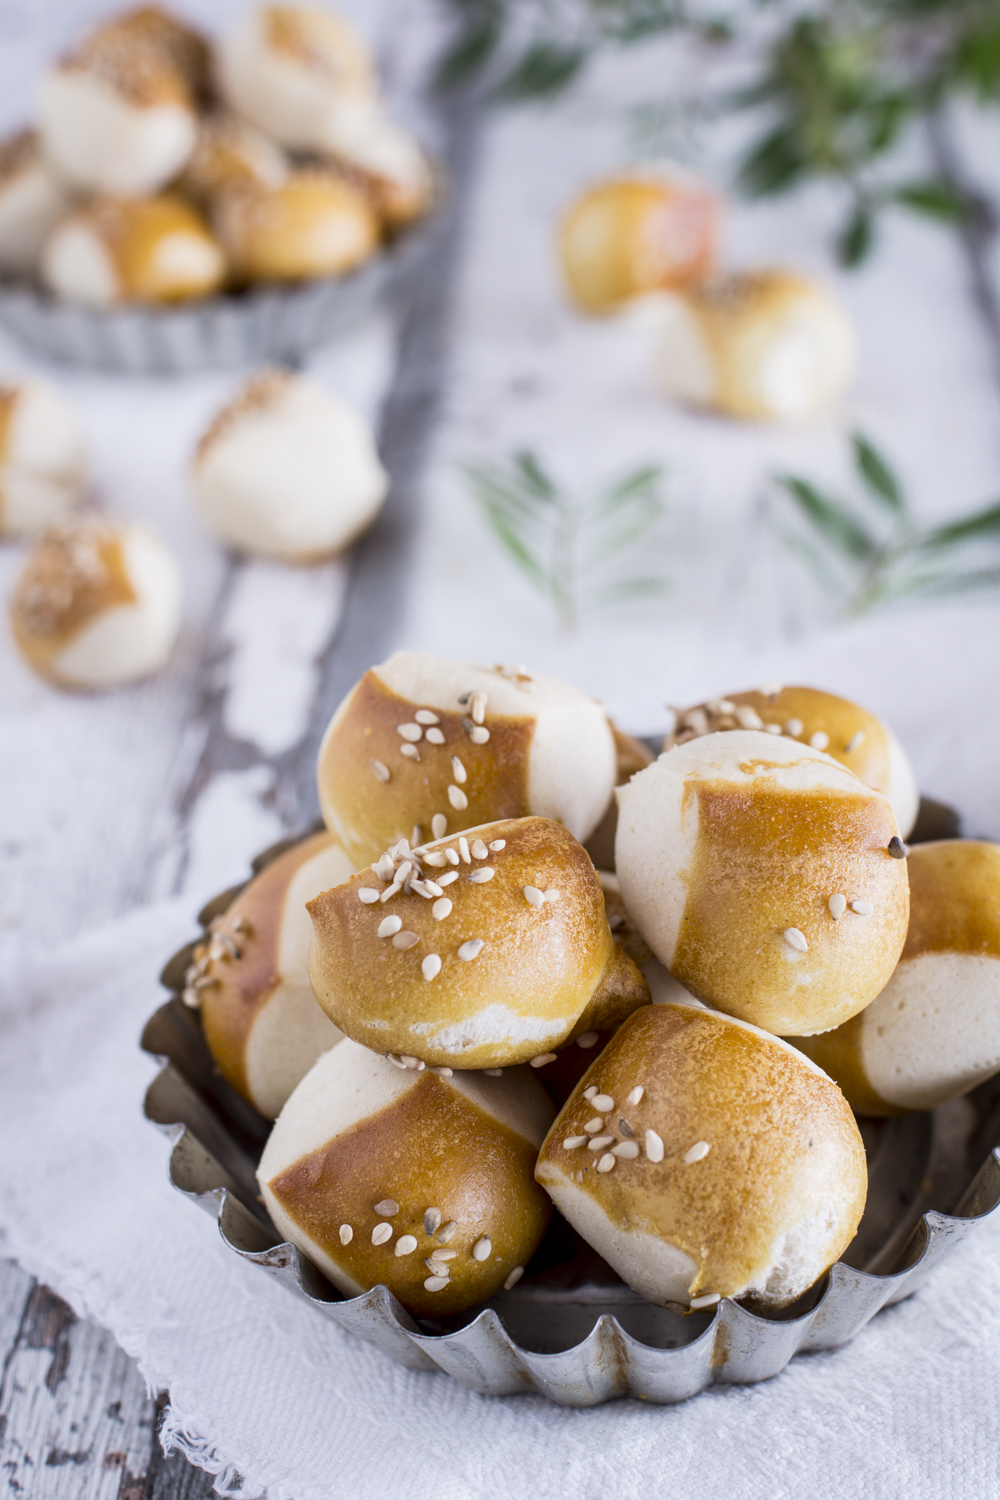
[656,270,856,422]
[535,1002,867,1309]
[796,840,1000,1114]
[194,831,355,1120]
[0,131,70,277]
[10,515,181,690]
[318,100,433,232]
[316,651,618,868]
[177,112,288,203]
[615,731,909,1035]
[667,684,919,839]
[191,368,387,562]
[0,378,87,538]
[258,1038,554,1317]
[560,174,719,313]
[307,815,649,1070]
[42,195,225,306]
[213,168,378,282]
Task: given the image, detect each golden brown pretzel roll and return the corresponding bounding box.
[307,816,649,1070]
[194,831,355,1120]
[0,378,87,539]
[89,7,211,99]
[316,651,617,869]
[213,169,378,283]
[667,685,919,839]
[177,113,287,203]
[258,1038,554,1316]
[42,196,225,306]
[535,1003,866,1309]
[616,731,909,1035]
[796,841,1000,1114]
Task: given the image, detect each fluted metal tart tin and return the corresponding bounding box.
[142,826,1000,1405]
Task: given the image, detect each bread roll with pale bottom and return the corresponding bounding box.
[195,831,355,1120]
[616,731,909,1035]
[258,1039,554,1317]
[307,816,649,1070]
[796,841,1000,1114]
[0,378,88,538]
[536,1003,867,1309]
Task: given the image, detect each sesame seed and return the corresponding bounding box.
[472,1237,492,1261]
[397,723,422,742]
[451,756,467,783]
[423,851,447,868]
[339,1224,353,1245]
[399,1055,425,1070]
[471,839,489,859]
[470,726,490,744]
[422,954,442,980]
[471,692,487,724]
[413,827,423,848]
[459,837,471,863]
[370,759,390,782]
[379,879,403,903]
[429,1248,457,1261]
[468,868,494,883]
[684,1141,711,1163]
[378,915,403,937]
[888,836,908,859]
[543,889,561,904]
[445,848,460,866]
[431,814,448,839]
[424,1208,442,1234]
[377,852,396,882]
[426,728,445,744]
[424,1276,450,1292]
[645,1130,664,1162]
[562,1136,588,1149]
[182,987,201,1008]
[612,1140,640,1159]
[845,731,865,753]
[810,731,829,751]
[358,888,380,904]
[784,719,804,738]
[828,894,847,921]
[690,1293,721,1310]
[736,706,763,730]
[597,1154,616,1173]
[458,939,485,960]
[432,898,453,921]
[424,1256,448,1271]
[401,744,420,761]
[488,839,506,851]
[448,785,468,810]
[588,1135,615,1151]
[374,1199,399,1215]
[503,1266,524,1291]
[429,1065,454,1076]
[584,1117,604,1134]
[437,871,459,887]
[415,709,439,725]
[193,975,219,990]
[523,886,544,907]
[484,1068,503,1076]
[395,1235,418,1256]
[764,722,783,734]
[393,931,419,950]
[592,1093,614,1111]
[850,899,874,915]
[530,1053,557,1068]
[619,1119,634,1137]
[372,1223,393,1246]
[576,1031,599,1049]
[410,879,436,898]
[583,1086,599,1101]
[438,1221,458,1242]
[783,927,808,953]
[385,1054,408,1069]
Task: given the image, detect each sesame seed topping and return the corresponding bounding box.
[385,1054,408,1069]
[690,1293,721,1310]
[424,1208,442,1234]
[736,706,763,730]
[398,723,422,742]
[684,1141,711,1163]
[810,731,829,751]
[409,879,435,897]
[451,755,467,783]
[372,1223,393,1245]
[530,1053,557,1068]
[458,939,485,960]
[888,836,908,859]
[445,848,460,865]
[471,839,489,859]
[523,886,544,907]
[783,927,808,953]
[845,731,865,753]
[424,1256,448,1271]
[431,814,448,839]
[708,698,735,714]
[584,1117,604,1134]
[429,1247,457,1261]
[472,1237,492,1261]
[374,1199,399,1215]
[399,1055,425,1070]
[612,1140,640,1158]
[459,837,471,863]
[576,1031,599,1049]
[370,759,390,782]
[597,1153,616,1173]
[395,1235,418,1256]
[358,888,380,904]
[828,894,847,921]
[470,726,490,744]
[432,898,453,920]
[437,870,459,887]
[377,852,395,882]
[448,785,468,810]
[592,1093,614,1111]
[401,743,420,760]
[484,1068,503,1076]
[423,879,444,896]
[503,1266,524,1291]
[423,851,447,868]
[588,1135,615,1151]
[422,954,442,980]
[379,879,403,903]
[543,889,561,904]
[850,899,874,915]
[471,692,487,724]
[619,1119,634,1137]
[415,709,439,725]
[426,728,446,744]
[764,722,783,734]
[339,1224,353,1245]
[563,1136,589,1149]
[378,915,403,937]
[393,931,419,950]
[468,867,494,883]
[645,1130,664,1162]
[489,839,506,851]
[438,1221,458,1242]
[429,1065,454,1075]
[784,719,804,738]
[583,1087,599,1101]
[424,1276,449,1292]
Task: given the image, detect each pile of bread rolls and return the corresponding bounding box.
[178,652,1000,1327]
[0,3,433,308]
[559,173,856,422]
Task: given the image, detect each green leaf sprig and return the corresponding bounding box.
[772,430,1000,615]
[464,449,669,629]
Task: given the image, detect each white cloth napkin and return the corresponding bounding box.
[1,896,999,1500]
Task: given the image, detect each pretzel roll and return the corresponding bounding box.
[319,102,433,232]
[796,841,1000,1114]
[307,816,649,1070]
[42,196,225,306]
[214,169,378,283]
[667,685,919,839]
[258,1038,554,1316]
[585,721,654,870]
[216,5,375,152]
[616,731,909,1035]
[0,379,87,538]
[316,652,617,868]
[88,7,211,101]
[10,516,181,690]
[536,1003,865,1309]
[656,270,855,422]
[191,368,387,562]
[178,113,287,203]
[560,174,718,314]
[0,131,70,277]
[195,832,354,1120]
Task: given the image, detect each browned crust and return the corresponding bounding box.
[568,944,649,1039]
[0,130,38,187]
[264,5,373,91]
[266,1073,551,1316]
[194,368,295,465]
[10,520,136,673]
[213,170,379,284]
[89,7,212,98]
[67,195,224,303]
[902,840,1000,961]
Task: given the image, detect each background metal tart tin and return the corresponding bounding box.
[0,223,430,374]
[143,826,1000,1406]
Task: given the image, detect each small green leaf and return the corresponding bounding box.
[837,204,875,267]
[779,477,877,560]
[919,501,1000,549]
[737,125,807,198]
[893,179,966,223]
[851,432,906,513]
[513,449,557,500]
[479,499,549,591]
[589,576,669,607]
[433,16,502,92]
[494,42,588,102]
